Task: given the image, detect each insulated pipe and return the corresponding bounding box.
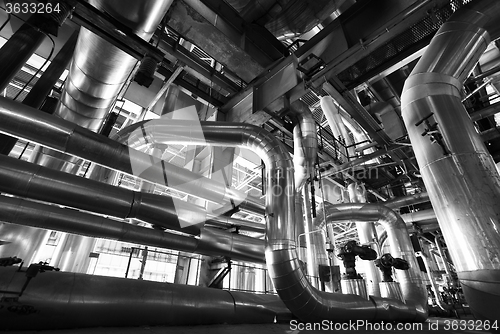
[289,99,318,191]
[347,182,381,298]
[400,209,436,225]
[0,267,290,330]
[54,0,173,132]
[401,0,500,321]
[0,154,203,236]
[122,119,427,322]
[320,96,354,160]
[319,202,426,310]
[30,0,173,172]
[383,192,430,210]
[92,121,265,215]
[0,195,265,263]
[0,97,263,215]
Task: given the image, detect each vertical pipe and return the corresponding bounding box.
[401,0,500,321]
[347,182,381,297]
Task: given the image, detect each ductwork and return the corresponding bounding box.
[0,96,264,216]
[117,118,427,322]
[55,0,173,132]
[401,0,500,321]
[30,0,172,172]
[0,266,290,330]
[0,195,265,263]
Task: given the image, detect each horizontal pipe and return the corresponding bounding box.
[383,192,430,209]
[0,195,265,264]
[0,154,202,236]
[0,267,289,330]
[400,209,436,224]
[0,96,264,215]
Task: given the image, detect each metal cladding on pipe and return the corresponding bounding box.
[121,119,428,322]
[54,0,173,132]
[400,209,436,225]
[93,119,266,215]
[0,267,289,330]
[0,195,265,264]
[347,182,381,298]
[289,99,318,191]
[320,96,355,159]
[319,202,427,317]
[0,154,204,236]
[0,96,264,215]
[383,192,430,210]
[401,0,500,321]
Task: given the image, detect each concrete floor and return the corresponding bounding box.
[7,316,499,334]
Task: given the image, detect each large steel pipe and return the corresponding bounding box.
[318,202,426,310]
[54,0,173,132]
[0,154,202,236]
[0,195,265,263]
[0,267,289,330]
[121,119,428,322]
[401,0,500,321]
[0,96,263,214]
[347,182,381,298]
[383,192,430,210]
[289,99,318,191]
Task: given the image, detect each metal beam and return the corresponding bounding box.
[166,0,266,83]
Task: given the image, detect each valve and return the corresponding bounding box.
[19,262,60,297]
[0,256,22,267]
[337,240,377,279]
[374,253,409,282]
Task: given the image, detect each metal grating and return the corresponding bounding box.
[337,0,475,89]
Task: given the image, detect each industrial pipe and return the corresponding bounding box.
[289,99,318,191]
[318,202,426,310]
[320,96,354,160]
[347,182,381,298]
[0,96,264,215]
[0,154,202,236]
[383,192,430,210]
[0,266,290,330]
[401,0,500,321]
[121,119,428,322]
[0,195,265,264]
